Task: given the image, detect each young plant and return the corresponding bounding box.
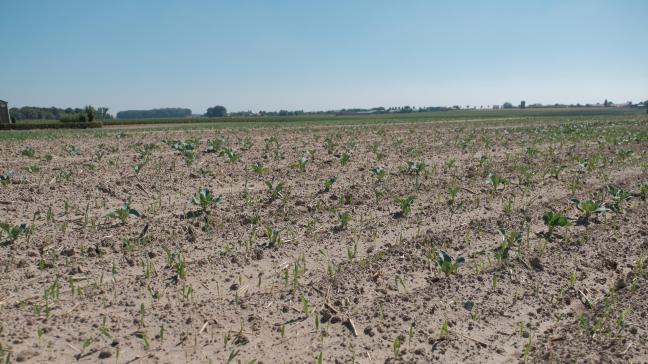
[571,198,608,224]
[64,145,81,155]
[370,166,386,181]
[339,152,350,166]
[264,225,282,247]
[447,185,459,206]
[191,188,222,213]
[405,161,426,190]
[323,176,336,191]
[223,148,239,163]
[0,171,14,187]
[495,229,522,263]
[542,211,570,238]
[607,185,632,212]
[640,181,648,201]
[107,203,140,225]
[546,165,564,179]
[132,158,148,174]
[392,336,401,358]
[294,157,308,172]
[487,173,510,192]
[398,196,416,217]
[265,180,285,201]
[435,250,465,275]
[336,211,351,230]
[206,138,226,154]
[21,147,36,158]
[251,162,268,175]
[0,223,26,245]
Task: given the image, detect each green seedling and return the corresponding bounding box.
[323,176,336,191]
[405,161,426,189]
[398,196,416,217]
[224,148,239,163]
[405,161,426,175]
[251,162,268,174]
[571,198,609,224]
[640,182,648,201]
[436,250,465,275]
[542,211,570,237]
[439,321,449,338]
[239,137,253,150]
[370,166,385,180]
[607,185,632,212]
[206,138,226,154]
[546,165,564,179]
[265,225,281,247]
[169,139,199,166]
[181,149,196,166]
[107,203,140,224]
[323,137,336,154]
[487,173,510,192]
[0,171,14,187]
[294,156,308,172]
[64,145,81,155]
[265,180,285,201]
[495,229,522,263]
[336,211,351,230]
[132,158,148,174]
[191,188,222,212]
[172,253,187,280]
[393,336,401,358]
[21,147,36,158]
[0,223,26,245]
[447,185,459,206]
[0,171,15,186]
[339,152,350,166]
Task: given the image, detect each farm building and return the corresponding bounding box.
[0,100,13,124]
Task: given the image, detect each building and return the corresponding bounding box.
[0,100,12,124]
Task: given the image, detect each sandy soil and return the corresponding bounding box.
[1,118,647,363]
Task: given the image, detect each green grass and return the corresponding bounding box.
[105,107,644,125]
[1,108,646,141]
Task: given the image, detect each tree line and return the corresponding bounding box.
[10,106,112,121]
[116,108,192,119]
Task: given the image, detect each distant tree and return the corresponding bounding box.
[502,102,514,109]
[8,106,108,121]
[85,106,96,121]
[116,108,192,119]
[520,101,526,109]
[604,99,610,107]
[205,105,227,117]
[96,107,113,119]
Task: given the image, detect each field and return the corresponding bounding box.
[1,112,647,363]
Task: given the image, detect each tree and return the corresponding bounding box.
[205,105,227,117]
[97,107,112,119]
[502,102,514,109]
[116,108,191,119]
[85,105,96,121]
[520,101,526,109]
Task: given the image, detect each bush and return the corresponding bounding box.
[60,113,88,123]
[0,121,102,130]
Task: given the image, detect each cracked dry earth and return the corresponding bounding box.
[1,117,647,363]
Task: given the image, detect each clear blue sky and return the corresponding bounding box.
[1,0,647,114]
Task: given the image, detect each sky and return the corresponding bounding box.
[1,0,647,114]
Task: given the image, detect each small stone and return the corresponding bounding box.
[98,351,112,359]
[61,248,75,257]
[15,350,39,362]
